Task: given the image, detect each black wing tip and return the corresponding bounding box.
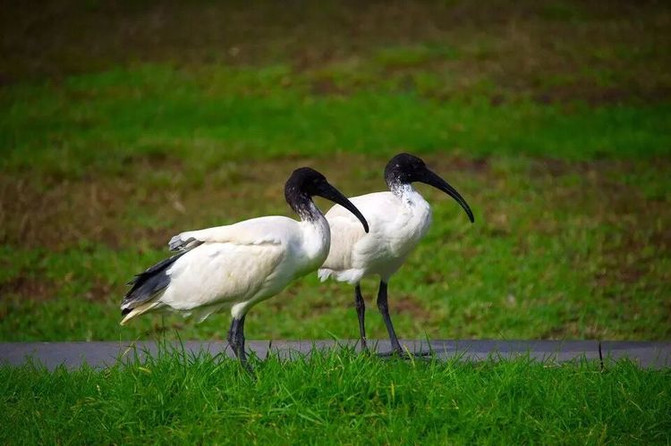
[122,251,187,311]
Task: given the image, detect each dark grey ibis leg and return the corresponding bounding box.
[227,315,250,370]
[376,280,404,354]
[354,284,368,351]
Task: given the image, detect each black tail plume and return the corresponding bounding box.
[121,252,187,314]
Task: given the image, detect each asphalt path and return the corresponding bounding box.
[1,340,669,370]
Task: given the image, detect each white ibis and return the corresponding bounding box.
[318,153,474,355]
[120,167,369,366]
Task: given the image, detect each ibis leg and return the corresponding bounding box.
[354,284,368,351]
[377,281,403,354]
[227,315,248,366]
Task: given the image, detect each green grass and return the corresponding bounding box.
[1,2,669,344]
[1,349,669,444]
[0,13,671,341]
[0,4,669,341]
[2,65,670,179]
[2,153,670,342]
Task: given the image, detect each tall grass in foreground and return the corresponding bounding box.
[1,349,669,444]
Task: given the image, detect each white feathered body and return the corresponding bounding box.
[319,185,432,284]
[121,212,330,323]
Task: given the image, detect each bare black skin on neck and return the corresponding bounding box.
[284,174,321,222]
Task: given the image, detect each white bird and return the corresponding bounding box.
[318,153,474,355]
[120,167,369,365]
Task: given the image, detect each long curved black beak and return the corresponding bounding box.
[317,183,370,233]
[420,169,474,223]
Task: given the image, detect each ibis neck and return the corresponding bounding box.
[290,194,324,223]
[388,181,416,198]
[296,199,331,272]
[389,182,430,210]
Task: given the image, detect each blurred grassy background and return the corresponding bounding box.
[0,0,669,341]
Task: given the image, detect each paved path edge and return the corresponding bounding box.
[1,340,669,370]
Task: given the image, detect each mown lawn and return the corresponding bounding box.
[2,61,668,342]
[1,350,670,444]
[1,1,669,343]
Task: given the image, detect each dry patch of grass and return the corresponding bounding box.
[2,1,669,104]
[0,273,55,302]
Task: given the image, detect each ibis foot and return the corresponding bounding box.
[375,281,435,360]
